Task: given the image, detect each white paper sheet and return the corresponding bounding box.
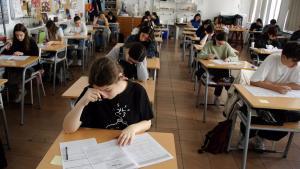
[0,55,29,61]
[60,138,97,169]
[84,140,137,169]
[122,133,173,168]
[11,56,30,61]
[244,86,300,98]
[211,59,240,65]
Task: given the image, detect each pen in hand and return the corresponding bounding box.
[65,146,68,160]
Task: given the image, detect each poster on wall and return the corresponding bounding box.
[32,0,41,8]
[9,0,24,19]
[41,0,51,12]
[0,0,9,24]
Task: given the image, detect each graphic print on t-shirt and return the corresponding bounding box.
[106,103,129,129]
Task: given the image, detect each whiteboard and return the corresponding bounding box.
[9,0,24,19]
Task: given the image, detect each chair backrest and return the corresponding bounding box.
[38,31,46,44]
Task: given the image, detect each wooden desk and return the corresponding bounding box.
[36,128,177,169]
[62,76,156,104]
[197,59,256,70]
[229,84,300,169]
[184,27,197,31]
[0,56,39,125]
[250,47,282,55]
[197,59,255,122]
[234,84,300,111]
[40,44,67,52]
[182,31,196,36]
[147,57,160,81]
[0,79,7,86]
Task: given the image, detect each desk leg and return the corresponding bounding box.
[241,108,252,169]
[153,69,157,81]
[0,93,10,149]
[20,68,27,125]
[203,70,209,122]
[283,132,294,158]
[182,35,186,61]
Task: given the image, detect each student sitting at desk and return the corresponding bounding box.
[255,27,282,49]
[151,12,160,26]
[64,16,87,66]
[196,19,214,46]
[197,32,238,105]
[93,13,111,51]
[190,13,201,29]
[106,11,117,23]
[239,42,300,150]
[106,42,149,81]
[2,23,39,102]
[262,19,281,34]
[126,25,158,57]
[63,57,153,146]
[249,18,263,31]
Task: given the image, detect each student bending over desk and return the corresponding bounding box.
[2,23,39,103]
[239,42,300,150]
[106,42,149,81]
[63,57,153,146]
[126,24,158,57]
[197,31,238,105]
[196,19,214,46]
[93,13,111,51]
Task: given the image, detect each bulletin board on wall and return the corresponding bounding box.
[0,0,9,24]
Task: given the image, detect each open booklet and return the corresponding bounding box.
[0,55,30,61]
[244,85,300,98]
[211,59,241,65]
[60,133,173,169]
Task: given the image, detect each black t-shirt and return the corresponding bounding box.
[118,60,138,80]
[76,81,153,130]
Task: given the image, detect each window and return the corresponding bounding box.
[249,0,282,25]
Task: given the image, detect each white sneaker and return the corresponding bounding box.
[14,90,27,103]
[68,60,73,66]
[254,136,265,151]
[77,60,82,66]
[214,97,221,107]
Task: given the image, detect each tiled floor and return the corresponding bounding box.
[2,40,300,169]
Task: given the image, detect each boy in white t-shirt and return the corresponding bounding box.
[239,42,300,150]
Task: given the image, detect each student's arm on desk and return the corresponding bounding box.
[250,81,292,94]
[197,46,214,59]
[63,88,102,133]
[136,58,149,81]
[279,83,300,90]
[118,120,151,146]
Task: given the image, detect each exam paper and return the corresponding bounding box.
[60,138,97,169]
[0,55,29,61]
[122,133,173,168]
[84,140,137,169]
[245,86,300,98]
[211,59,240,65]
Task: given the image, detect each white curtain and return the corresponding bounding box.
[285,0,300,31]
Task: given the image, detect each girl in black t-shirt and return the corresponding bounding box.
[63,57,153,146]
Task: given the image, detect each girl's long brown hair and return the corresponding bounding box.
[13,23,30,52]
[46,20,60,41]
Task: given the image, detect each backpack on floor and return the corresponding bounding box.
[198,100,243,154]
[198,119,232,154]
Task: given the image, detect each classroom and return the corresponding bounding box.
[0,0,300,169]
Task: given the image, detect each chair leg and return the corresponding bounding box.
[0,93,10,149]
[196,79,202,107]
[38,72,46,96]
[36,77,41,109]
[30,80,33,105]
[53,63,57,94]
[283,132,294,158]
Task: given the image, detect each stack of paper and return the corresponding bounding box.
[60,133,173,169]
[244,86,300,98]
[0,55,30,61]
